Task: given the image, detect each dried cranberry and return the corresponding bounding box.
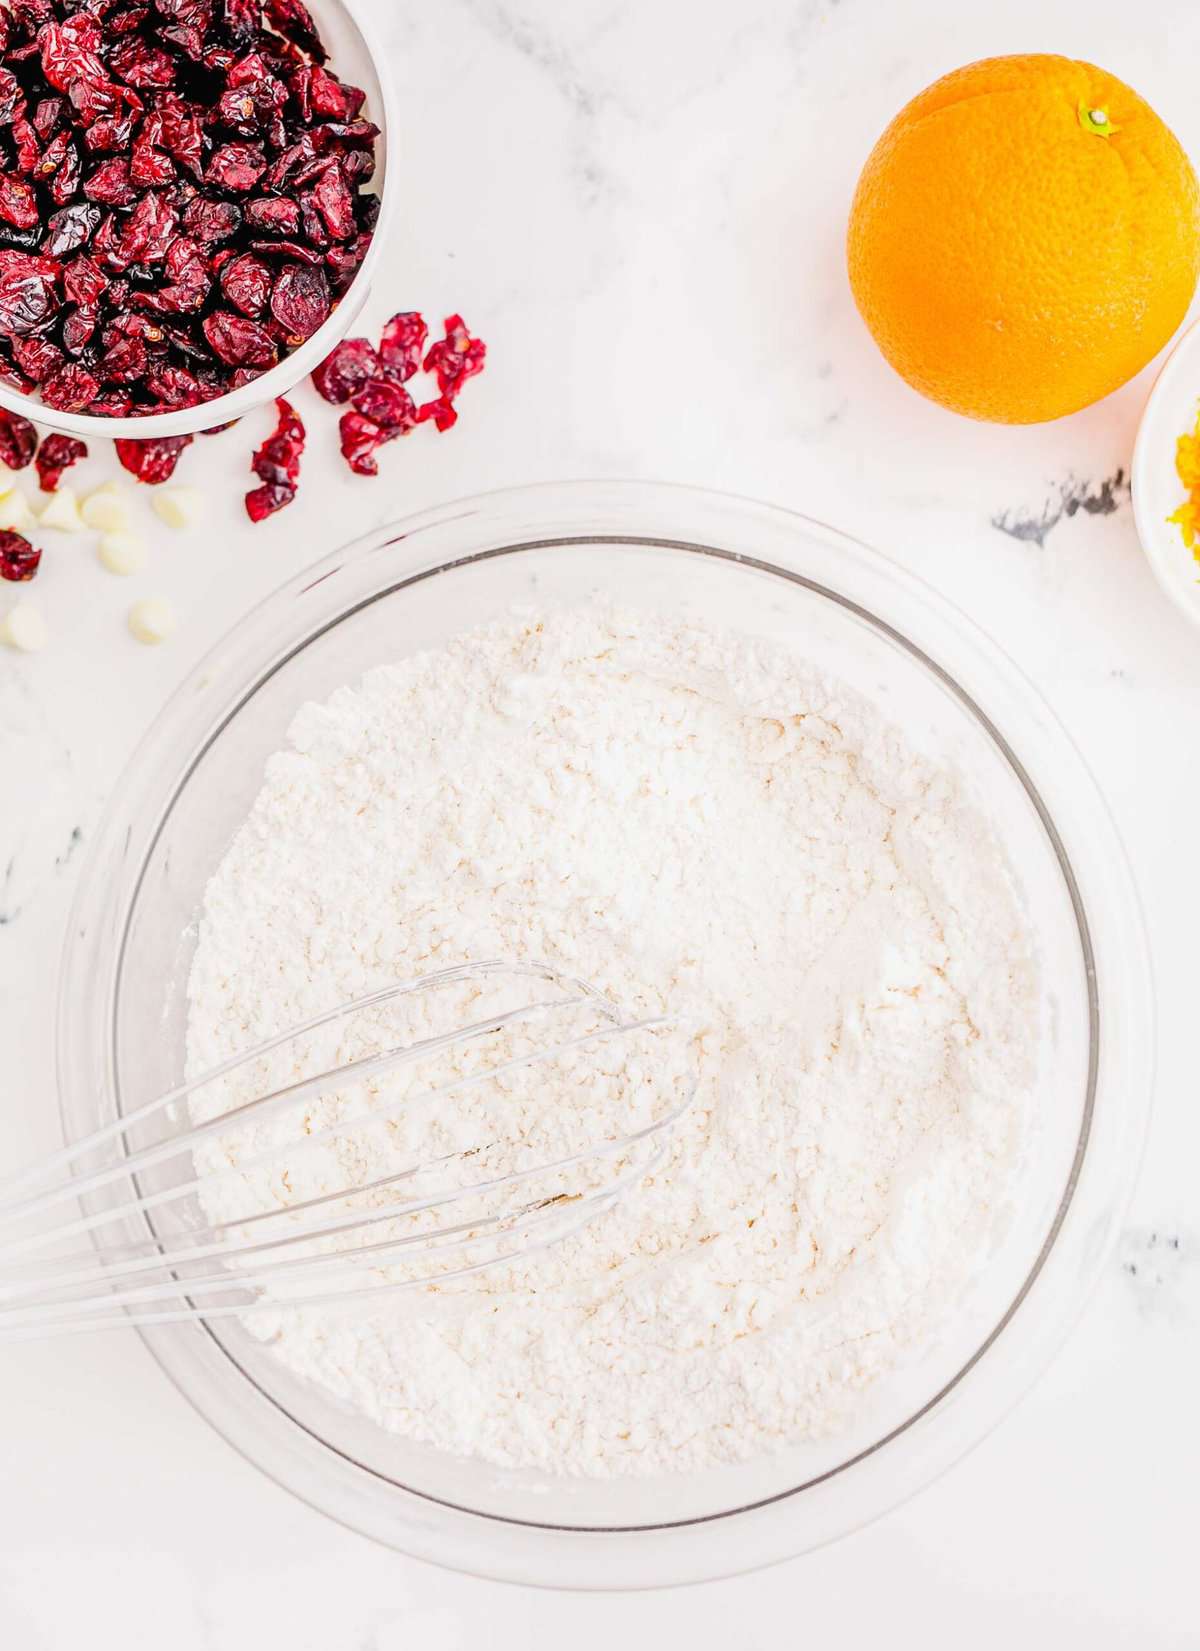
[9,1,55,31]
[245,395,303,521]
[145,365,204,405]
[310,162,355,240]
[157,98,204,179]
[35,432,87,492]
[221,0,260,40]
[269,262,329,340]
[115,433,193,483]
[248,238,324,267]
[61,305,97,354]
[352,378,415,432]
[202,309,276,369]
[260,135,318,193]
[44,202,103,259]
[49,143,83,208]
[0,250,58,336]
[42,363,100,412]
[243,196,300,236]
[158,23,205,60]
[0,408,37,469]
[245,480,293,520]
[220,252,271,317]
[33,97,64,141]
[339,146,375,187]
[325,232,370,295]
[118,192,179,266]
[0,530,40,581]
[0,68,21,126]
[415,395,459,433]
[425,315,487,398]
[12,333,65,383]
[266,0,327,65]
[206,141,267,194]
[181,197,241,244]
[84,158,137,207]
[109,39,176,90]
[338,409,395,477]
[99,332,148,382]
[11,118,42,177]
[83,90,143,155]
[0,360,33,396]
[130,115,175,189]
[155,0,214,29]
[379,313,428,383]
[304,66,364,123]
[0,174,40,232]
[90,389,135,416]
[311,336,379,404]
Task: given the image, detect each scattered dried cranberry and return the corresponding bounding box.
[0,0,380,418]
[0,530,40,581]
[35,432,87,491]
[311,335,378,403]
[353,378,415,432]
[115,434,194,484]
[315,310,486,479]
[415,395,459,433]
[379,312,427,383]
[245,394,303,519]
[0,407,38,469]
[425,315,487,398]
[338,408,395,477]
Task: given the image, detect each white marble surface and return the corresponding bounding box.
[2,0,1199,1643]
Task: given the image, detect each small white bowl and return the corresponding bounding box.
[1132,316,1200,630]
[0,0,398,442]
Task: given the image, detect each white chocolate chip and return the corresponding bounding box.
[151,487,205,531]
[0,488,35,532]
[98,531,147,576]
[128,597,176,644]
[38,485,85,534]
[0,601,48,653]
[81,482,133,534]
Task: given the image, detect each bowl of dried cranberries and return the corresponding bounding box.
[0,0,397,440]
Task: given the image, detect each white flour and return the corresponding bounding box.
[186,603,1037,1478]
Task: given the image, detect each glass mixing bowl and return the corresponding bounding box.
[56,481,1153,1589]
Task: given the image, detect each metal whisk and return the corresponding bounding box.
[0,960,694,1341]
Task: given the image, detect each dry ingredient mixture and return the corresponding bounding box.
[186,604,1038,1478]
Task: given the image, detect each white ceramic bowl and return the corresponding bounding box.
[57,483,1154,1588]
[1132,317,1200,630]
[0,0,399,442]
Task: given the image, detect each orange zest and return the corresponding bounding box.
[1169,407,1200,556]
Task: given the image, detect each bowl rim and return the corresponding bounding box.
[55,479,1155,1587]
[1132,314,1200,632]
[0,0,400,441]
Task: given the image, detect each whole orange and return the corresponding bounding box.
[847,55,1200,423]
